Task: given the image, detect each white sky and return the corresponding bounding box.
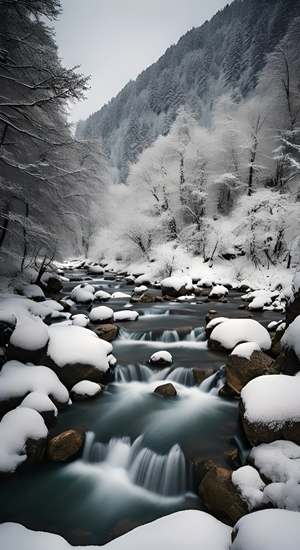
[55,0,231,122]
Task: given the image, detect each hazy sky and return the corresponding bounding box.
[55,0,231,122]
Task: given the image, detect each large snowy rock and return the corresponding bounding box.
[0,360,69,417]
[231,465,265,510]
[209,319,271,353]
[94,289,111,301]
[241,375,300,445]
[0,407,48,473]
[20,284,45,300]
[205,317,228,338]
[89,305,114,324]
[199,464,248,524]
[8,317,49,363]
[70,283,95,304]
[46,325,113,387]
[19,392,58,426]
[231,509,300,550]
[226,344,274,395]
[0,511,231,550]
[161,276,193,298]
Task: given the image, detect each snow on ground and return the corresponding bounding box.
[114,310,139,322]
[241,375,300,426]
[209,285,229,298]
[0,295,66,324]
[71,380,102,398]
[281,316,300,360]
[89,306,114,323]
[47,325,112,371]
[71,314,89,327]
[0,510,231,550]
[210,319,271,351]
[231,342,261,359]
[232,465,265,509]
[231,509,300,550]
[19,284,45,300]
[0,408,48,472]
[150,351,173,365]
[9,317,49,351]
[0,361,69,404]
[20,392,58,416]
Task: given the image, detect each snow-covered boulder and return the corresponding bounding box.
[71,313,89,327]
[8,317,49,363]
[19,392,58,426]
[71,380,102,401]
[208,319,271,353]
[20,284,45,300]
[89,305,114,324]
[149,350,173,366]
[47,325,112,387]
[94,289,111,301]
[241,375,300,445]
[0,407,48,473]
[0,360,69,416]
[242,290,273,311]
[286,271,300,326]
[161,276,193,298]
[70,283,95,304]
[111,291,131,299]
[134,285,148,295]
[231,509,300,550]
[225,344,273,395]
[209,285,229,299]
[232,465,265,510]
[205,317,228,338]
[0,511,231,550]
[134,274,151,285]
[114,310,139,322]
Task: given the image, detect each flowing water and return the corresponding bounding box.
[0,270,283,545]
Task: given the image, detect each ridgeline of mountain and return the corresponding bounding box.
[77,0,300,183]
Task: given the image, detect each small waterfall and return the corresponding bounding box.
[115,364,153,382]
[161,330,180,343]
[200,367,225,394]
[115,365,195,386]
[118,327,205,343]
[82,434,191,496]
[167,367,194,387]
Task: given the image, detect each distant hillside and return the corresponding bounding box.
[77,0,300,182]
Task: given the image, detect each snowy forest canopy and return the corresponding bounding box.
[0,0,300,280]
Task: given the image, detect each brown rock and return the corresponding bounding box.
[240,400,300,446]
[274,349,300,375]
[199,464,248,524]
[94,323,119,342]
[226,351,274,395]
[192,368,215,385]
[47,429,85,462]
[218,384,237,400]
[154,383,177,398]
